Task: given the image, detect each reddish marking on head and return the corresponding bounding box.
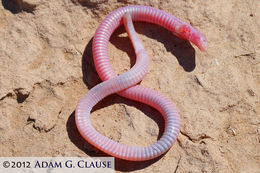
[176,24,208,51]
[176,24,192,40]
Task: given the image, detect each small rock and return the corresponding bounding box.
[14,88,30,103]
[247,89,255,96]
[73,0,108,7]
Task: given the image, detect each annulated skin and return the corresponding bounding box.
[75,5,208,161]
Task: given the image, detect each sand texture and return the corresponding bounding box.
[0,0,259,172]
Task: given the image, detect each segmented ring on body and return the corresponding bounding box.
[75,5,208,161]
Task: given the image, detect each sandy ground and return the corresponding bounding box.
[0,0,259,172]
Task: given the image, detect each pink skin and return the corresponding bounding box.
[76,5,208,161]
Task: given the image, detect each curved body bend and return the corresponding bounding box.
[76,5,208,161]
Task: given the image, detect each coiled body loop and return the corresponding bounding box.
[76,5,207,161]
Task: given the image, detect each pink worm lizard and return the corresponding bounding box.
[75,5,208,161]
